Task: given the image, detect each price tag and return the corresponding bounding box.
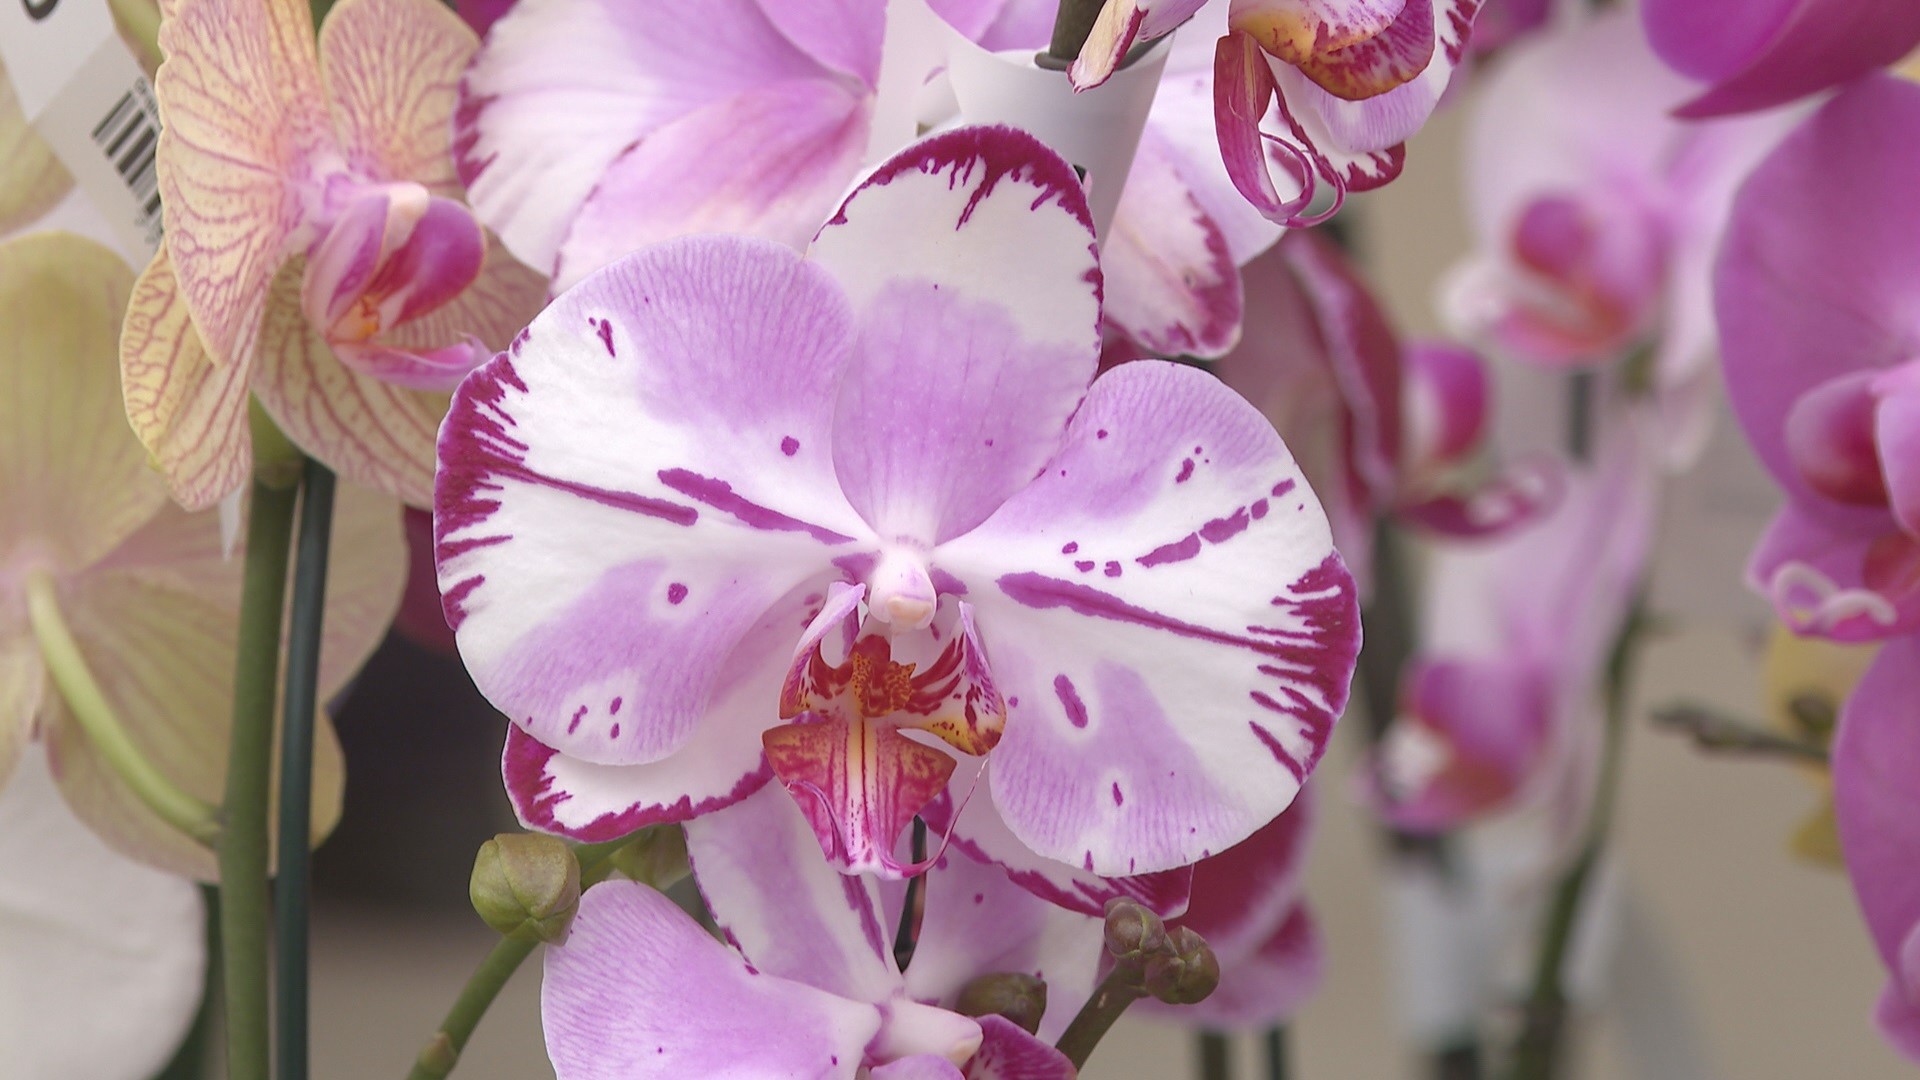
[0,0,163,259]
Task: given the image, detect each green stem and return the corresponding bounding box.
[1198,1032,1232,1080]
[1651,703,1829,764]
[405,837,634,1080]
[24,571,221,846]
[276,462,336,1080]
[1054,962,1147,1070]
[221,480,299,1080]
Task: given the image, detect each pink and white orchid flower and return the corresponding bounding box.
[1214,0,1482,225]
[1831,637,1920,1061]
[437,127,1358,900]
[543,784,1094,1079]
[1641,0,1920,118]
[1717,75,1920,642]
[1445,11,1798,466]
[3,232,406,879]
[122,0,544,510]
[1366,433,1655,834]
[455,0,1281,359]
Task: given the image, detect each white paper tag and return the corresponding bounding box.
[0,0,163,260]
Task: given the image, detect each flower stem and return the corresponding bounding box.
[222,478,300,1080]
[404,836,636,1080]
[24,571,222,846]
[1197,1032,1231,1080]
[1651,703,1828,763]
[1055,963,1148,1069]
[276,461,336,1080]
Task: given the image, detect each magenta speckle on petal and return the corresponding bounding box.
[610,723,622,740]
[591,317,615,357]
[1111,782,1124,806]
[1008,696,1019,708]
[1104,560,1122,577]
[1062,541,1079,554]
[667,582,688,604]
[974,893,985,904]
[781,436,800,456]
[1097,429,1109,439]
[1251,499,1269,519]
[1075,560,1096,572]
[568,706,587,734]
[1176,459,1195,483]
[609,697,623,715]
[1054,674,1090,728]
[1272,479,1297,497]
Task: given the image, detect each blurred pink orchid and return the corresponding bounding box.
[437,128,1357,899]
[1365,435,1655,834]
[122,0,544,510]
[1718,76,1920,642]
[1641,0,1920,118]
[1213,0,1481,225]
[1212,232,1554,593]
[543,784,1095,1079]
[1445,11,1797,464]
[455,0,1282,358]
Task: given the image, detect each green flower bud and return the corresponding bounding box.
[954,972,1049,1035]
[607,825,690,889]
[1143,926,1220,1006]
[470,833,581,942]
[1102,898,1169,963]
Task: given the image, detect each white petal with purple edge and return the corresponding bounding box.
[808,126,1102,546]
[435,236,875,766]
[936,360,1360,875]
[544,880,880,1080]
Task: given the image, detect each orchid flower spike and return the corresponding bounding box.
[1214,0,1482,225]
[543,784,1097,1078]
[2,231,406,879]
[1642,0,1920,118]
[457,0,1281,360]
[1718,75,1920,642]
[437,126,1358,906]
[122,0,545,510]
[1444,10,1799,467]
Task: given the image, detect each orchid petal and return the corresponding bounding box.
[809,126,1101,546]
[543,880,882,1080]
[762,710,958,877]
[49,483,403,879]
[937,361,1358,875]
[963,1016,1080,1079]
[1212,32,1319,226]
[552,79,869,291]
[904,846,1105,1041]
[154,0,324,369]
[317,0,477,192]
[1368,657,1550,832]
[0,58,72,234]
[1138,39,1285,269]
[1834,639,1920,1063]
[1643,0,1920,118]
[1747,503,1920,642]
[251,261,443,506]
[0,641,38,790]
[684,783,900,1003]
[455,0,828,271]
[438,235,872,766]
[1784,371,1885,509]
[1069,0,1209,90]
[1291,0,1434,101]
[1162,902,1322,1028]
[1402,341,1489,473]
[0,754,204,1080]
[923,783,1193,917]
[872,1057,966,1080]
[375,231,549,360]
[120,248,255,511]
[760,0,887,85]
[1229,0,1409,64]
[1173,789,1313,959]
[1,234,166,569]
[1873,366,1920,537]
[1102,132,1243,358]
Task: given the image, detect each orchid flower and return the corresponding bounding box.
[121,0,545,510]
[1061,0,1210,90]
[437,127,1358,902]
[1443,11,1798,466]
[457,0,1283,359]
[1214,0,1481,225]
[1717,75,1920,642]
[1211,233,1551,593]
[1831,636,1920,1062]
[0,753,205,1080]
[1140,786,1323,1028]
[1366,433,1655,834]
[3,231,406,878]
[543,784,1095,1078]
[0,58,71,237]
[1641,0,1920,118]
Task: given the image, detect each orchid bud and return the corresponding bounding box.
[1102,898,1169,963]
[1142,926,1220,1006]
[606,825,691,889]
[954,972,1048,1035]
[470,833,581,942]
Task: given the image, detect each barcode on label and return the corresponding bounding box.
[88,80,162,233]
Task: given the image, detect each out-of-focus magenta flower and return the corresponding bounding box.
[1213,233,1553,592]
[1445,11,1796,464]
[1832,637,1920,1062]
[455,0,1282,358]
[1718,75,1920,642]
[436,128,1358,896]
[1641,0,1920,118]
[1142,786,1322,1028]
[1365,437,1655,834]
[122,0,545,509]
[1213,0,1481,225]
[542,784,1093,1079]
[1465,0,1549,58]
